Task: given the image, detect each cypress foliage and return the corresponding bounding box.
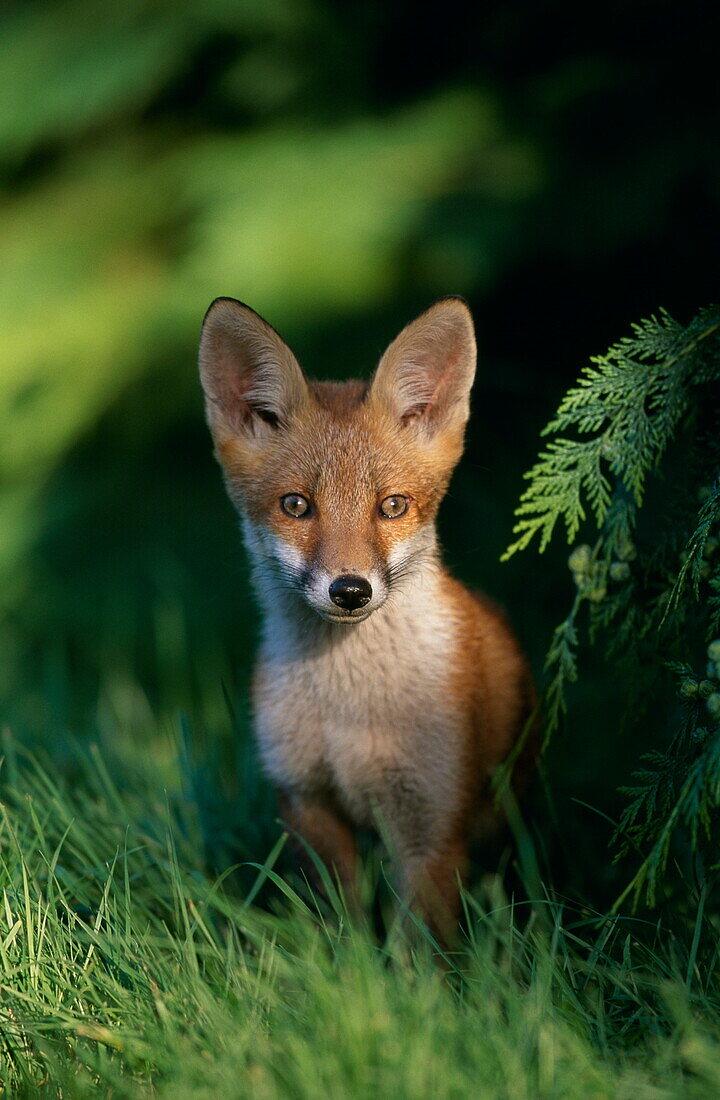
[504,306,720,904]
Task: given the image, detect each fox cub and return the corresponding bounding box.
[199,296,536,941]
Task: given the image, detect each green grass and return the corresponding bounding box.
[0,720,719,1098]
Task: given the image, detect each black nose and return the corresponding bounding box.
[328,574,372,611]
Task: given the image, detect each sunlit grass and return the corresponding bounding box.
[0,721,717,1097]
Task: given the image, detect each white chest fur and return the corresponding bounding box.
[252,562,464,826]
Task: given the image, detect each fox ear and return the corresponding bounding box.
[198,298,309,442]
[369,297,476,438]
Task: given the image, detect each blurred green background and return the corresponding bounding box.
[2,0,719,905]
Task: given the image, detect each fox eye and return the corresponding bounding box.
[281,493,310,518]
[379,495,410,519]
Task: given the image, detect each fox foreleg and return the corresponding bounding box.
[277,791,360,912]
[372,773,468,948]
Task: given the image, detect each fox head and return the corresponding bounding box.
[198,297,476,624]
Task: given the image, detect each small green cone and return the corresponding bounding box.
[679,678,698,699]
[706,693,720,723]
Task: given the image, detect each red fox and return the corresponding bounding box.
[198,296,537,943]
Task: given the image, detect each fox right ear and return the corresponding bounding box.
[198,298,309,442]
[368,297,476,441]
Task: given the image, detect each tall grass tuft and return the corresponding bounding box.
[0,731,718,1097]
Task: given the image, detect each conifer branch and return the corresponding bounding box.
[504,304,720,904]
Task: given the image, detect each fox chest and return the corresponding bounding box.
[252,619,463,823]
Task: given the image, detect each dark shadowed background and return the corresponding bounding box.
[3,0,719,907]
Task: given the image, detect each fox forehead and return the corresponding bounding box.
[219,379,453,522]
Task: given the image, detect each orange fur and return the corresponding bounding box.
[199,296,537,944]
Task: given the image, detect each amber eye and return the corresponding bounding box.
[379,495,410,519]
[281,493,310,518]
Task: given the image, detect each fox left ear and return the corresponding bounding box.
[368,297,476,439]
[198,297,309,446]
